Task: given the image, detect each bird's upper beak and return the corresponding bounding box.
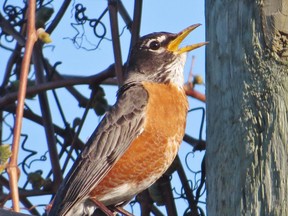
[167,24,207,54]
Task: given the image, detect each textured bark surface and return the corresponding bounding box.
[205,0,288,215]
[261,0,288,59]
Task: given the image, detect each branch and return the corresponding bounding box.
[183,134,206,151]
[185,88,206,102]
[158,175,178,216]
[0,65,115,108]
[108,0,124,86]
[136,190,153,216]
[0,12,25,46]
[46,0,72,34]
[33,42,63,187]
[1,45,22,90]
[136,189,165,216]
[0,209,30,216]
[129,0,142,49]
[43,60,110,108]
[174,155,199,215]
[0,175,53,199]
[117,1,132,31]
[7,0,37,212]
[0,176,44,215]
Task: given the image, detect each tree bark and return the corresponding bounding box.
[206,0,288,215]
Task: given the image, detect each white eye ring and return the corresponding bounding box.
[148,40,161,50]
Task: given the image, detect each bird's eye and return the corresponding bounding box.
[149,40,161,50]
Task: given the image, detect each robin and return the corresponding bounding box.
[48,24,206,216]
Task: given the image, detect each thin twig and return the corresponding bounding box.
[108,0,124,86]
[129,0,142,50]
[0,12,26,46]
[1,45,22,90]
[175,155,199,215]
[159,175,178,216]
[46,0,72,34]
[118,0,132,31]
[0,65,115,108]
[33,42,63,187]
[188,56,196,83]
[0,175,53,197]
[3,105,85,151]
[7,0,37,212]
[90,197,114,216]
[60,89,95,174]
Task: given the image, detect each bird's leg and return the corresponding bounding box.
[111,206,134,216]
[90,197,115,216]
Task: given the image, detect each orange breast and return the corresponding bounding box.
[90,82,188,205]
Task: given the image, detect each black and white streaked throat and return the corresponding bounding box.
[125,24,207,87]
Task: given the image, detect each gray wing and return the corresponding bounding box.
[49,83,148,215]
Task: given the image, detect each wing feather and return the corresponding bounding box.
[49,83,148,216]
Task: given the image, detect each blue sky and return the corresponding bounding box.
[1,0,206,214]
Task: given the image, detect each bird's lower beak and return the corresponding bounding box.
[167,24,208,54]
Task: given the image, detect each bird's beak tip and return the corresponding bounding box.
[167,24,207,53]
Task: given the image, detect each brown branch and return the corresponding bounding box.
[0,175,52,215]
[0,209,30,216]
[185,88,206,102]
[0,12,26,46]
[108,0,124,86]
[19,198,39,216]
[158,175,177,216]
[1,45,22,90]
[137,189,165,216]
[0,176,35,215]
[129,0,143,49]
[175,155,199,215]
[33,42,63,187]
[46,0,72,34]
[118,1,133,31]
[7,0,37,212]
[43,60,116,108]
[183,134,206,151]
[44,60,93,108]
[0,65,115,108]
[136,189,153,216]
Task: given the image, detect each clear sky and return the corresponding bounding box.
[1,0,206,214]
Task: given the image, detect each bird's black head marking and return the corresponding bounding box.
[124,25,207,85]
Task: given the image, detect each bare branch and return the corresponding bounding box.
[175,155,199,215]
[46,0,72,34]
[0,65,115,107]
[7,0,37,212]
[33,42,63,187]
[118,0,132,31]
[185,88,206,102]
[129,0,143,49]
[108,0,124,86]
[0,12,25,46]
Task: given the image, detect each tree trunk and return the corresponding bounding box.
[205,0,288,215]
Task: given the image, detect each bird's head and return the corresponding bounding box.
[125,24,207,86]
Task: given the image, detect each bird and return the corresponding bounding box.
[48,24,206,216]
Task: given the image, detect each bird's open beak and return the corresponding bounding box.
[167,24,208,54]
